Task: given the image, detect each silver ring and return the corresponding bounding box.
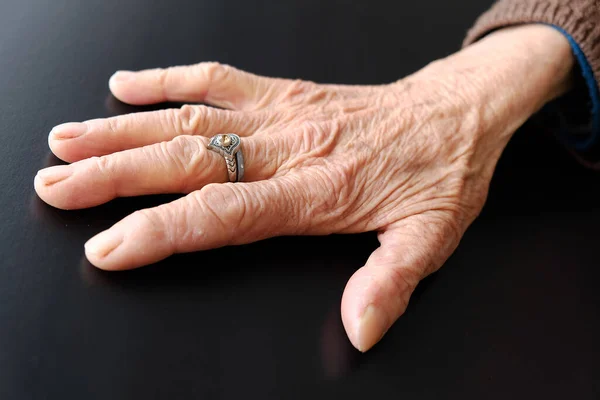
[207,133,244,182]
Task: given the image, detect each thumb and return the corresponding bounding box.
[341,214,461,352]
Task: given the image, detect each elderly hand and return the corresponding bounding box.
[34,25,572,351]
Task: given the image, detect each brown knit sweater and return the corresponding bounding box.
[465,0,600,163]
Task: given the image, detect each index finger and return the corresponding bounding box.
[109,62,286,110]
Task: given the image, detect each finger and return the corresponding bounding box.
[109,62,285,110]
[49,105,270,163]
[84,177,305,270]
[340,214,461,352]
[36,134,283,210]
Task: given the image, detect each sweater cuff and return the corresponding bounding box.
[546,26,600,161]
[463,0,600,165]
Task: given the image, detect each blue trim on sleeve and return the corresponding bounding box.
[551,25,600,151]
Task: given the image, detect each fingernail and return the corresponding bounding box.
[85,230,123,259]
[50,122,87,140]
[110,70,134,83]
[356,305,389,352]
[36,165,72,186]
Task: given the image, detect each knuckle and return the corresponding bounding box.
[168,135,202,164]
[166,195,205,252]
[168,134,201,153]
[200,62,234,84]
[133,208,163,231]
[132,207,172,248]
[283,79,317,100]
[163,135,206,190]
[212,183,248,217]
[176,104,200,134]
[105,116,121,134]
[157,67,174,90]
[93,155,114,179]
[156,67,175,88]
[175,105,215,135]
[189,184,249,242]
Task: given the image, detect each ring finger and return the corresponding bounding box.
[49,105,272,163]
[36,133,285,210]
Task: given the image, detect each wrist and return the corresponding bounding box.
[416,24,574,143]
[474,24,574,104]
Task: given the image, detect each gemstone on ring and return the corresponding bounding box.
[221,134,231,147]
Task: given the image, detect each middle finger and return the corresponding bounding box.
[49,105,271,163]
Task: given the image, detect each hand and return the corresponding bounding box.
[34,25,573,351]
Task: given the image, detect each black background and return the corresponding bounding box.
[1,0,599,398]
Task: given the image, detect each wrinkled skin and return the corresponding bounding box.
[34,25,573,351]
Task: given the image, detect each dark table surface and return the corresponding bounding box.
[2,0,600,398]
